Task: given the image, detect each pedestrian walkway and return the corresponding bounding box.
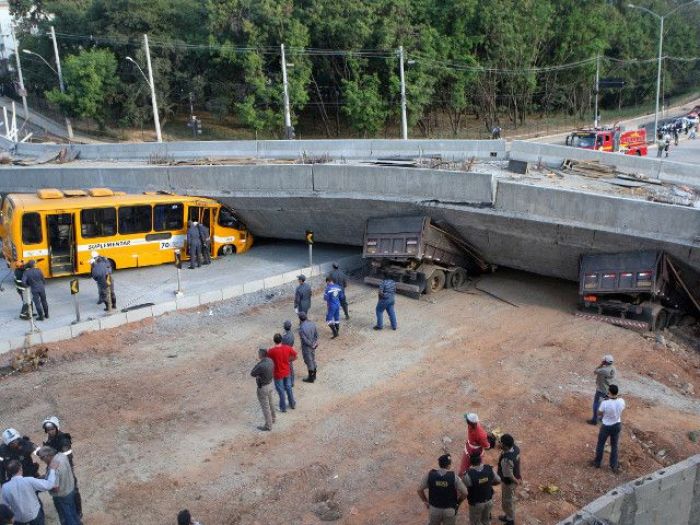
[0,241,360,354]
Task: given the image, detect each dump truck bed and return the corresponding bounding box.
[579,251,663,296]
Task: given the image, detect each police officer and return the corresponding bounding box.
[497,434,522,525]
[187,220,202,269]
[328,263,349,319]
[417,454,468,525]
[323,277,344,339]
[14,263,30,320]
[90,251,116,311]
[0,429,39,485]
[464,453,500,525]
[41,416,82,517]
[281,320,296,386]
[197,221,211,265]
[298,312,318,383]
[294,274,312,314]
[374,272,397,331]
[21,260,48,321]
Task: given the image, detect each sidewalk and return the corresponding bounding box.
[0,241,360,356]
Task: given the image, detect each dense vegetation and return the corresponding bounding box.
[9,0,700,137]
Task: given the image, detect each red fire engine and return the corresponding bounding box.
[565,126,647,156]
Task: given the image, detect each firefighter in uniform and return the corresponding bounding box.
[417,454,468,525]
[464,453,500,525]
[41,416,82,517]
[0,429,39,485]
[497,434,521,525]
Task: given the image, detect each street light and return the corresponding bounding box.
[628,1,699,135]
[22,49,57,75]
[125,36,162,143]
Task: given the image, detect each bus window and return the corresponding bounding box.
[81,207,117,238]
[154,203,183,231]
[118,205,152,234]
[22,212,42,244]
[202,208,210,229]
[218,207,242,229]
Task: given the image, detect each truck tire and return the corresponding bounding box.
[449,268,468,289]
[218,244,236,256]
[425,270,446,295]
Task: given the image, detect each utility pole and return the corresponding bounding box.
[398,45,408,140]
[280,43,293,139]
[49,26,73,140]
[143,34,162,143]
[654,16,663,135]
[10,23,29,126]
[594,55,600,128]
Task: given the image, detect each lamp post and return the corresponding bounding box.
[23,45,73,140]
[628,1,699,135]
[125,35,162,143]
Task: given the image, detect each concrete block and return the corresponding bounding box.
[125,307,154,324]
[243,279,264,294]
[70,319,101,338]
[152,301,177,317]
[41,326,73,345]
[263,274,285,289]
[222,285,244,300]
[6,335,29,352]
[283,271,301,283]
[176,295,201,310]
[319,261,334,274]
[99,312,128,330]
[199,289,224,305]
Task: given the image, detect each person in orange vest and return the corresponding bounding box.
[458,413,491,476]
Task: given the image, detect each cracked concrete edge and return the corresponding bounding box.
[0,254,362,357]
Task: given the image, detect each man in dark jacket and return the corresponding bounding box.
[464,453,500,525]
[281,320,296,386]
[90,252,116,311]
[187,221,202,269]
[21,260,48,320]
[374,272,397,331]
[251,348,276,431]
[197,222,211,265]
[328,263,350,319]
[0,429,39,485]
[294,274,312,314]
[298,312,318,383]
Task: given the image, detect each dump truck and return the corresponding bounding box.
[362,216,492,297]
[578,251,700,331]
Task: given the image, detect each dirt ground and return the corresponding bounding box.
[1,269,699,525]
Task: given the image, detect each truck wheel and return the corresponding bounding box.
[425,270,446,294]
[449,268,468,289]
[653,309,669,331]
[218,244,236,257]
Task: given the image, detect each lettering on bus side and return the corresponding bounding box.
[87,240,132,250]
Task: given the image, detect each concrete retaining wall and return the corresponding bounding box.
[8,138,507,161]
[558,454,700,525]
[0,254,362,355]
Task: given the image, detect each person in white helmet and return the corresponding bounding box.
[0,429,39,486]
[42,417,82,517]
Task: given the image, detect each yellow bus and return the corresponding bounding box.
[0,188,253,278]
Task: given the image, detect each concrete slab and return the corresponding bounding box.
[41,326,72,344]
[99,312,128,330]
[152,301,177,317]
[176,295,201,311]
[243,280,264,294]
[125,307,154,324]
[222,285,244,300]
[199,290,224,305]
[70,319,100,338]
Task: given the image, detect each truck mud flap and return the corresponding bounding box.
[363,276,422,299]
[574,311,650,331]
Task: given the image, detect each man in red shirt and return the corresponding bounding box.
[267,333,298,412]
[459,413,491,476]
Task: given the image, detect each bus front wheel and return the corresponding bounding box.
[219,244,236,257]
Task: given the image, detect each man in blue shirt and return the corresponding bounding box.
[323,277,344,339]
[374,273,397,330]
[1,459,56,525]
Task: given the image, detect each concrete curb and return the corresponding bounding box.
[0,254,363,357]
[558,454,700,524]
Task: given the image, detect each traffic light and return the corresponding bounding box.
[305,230,314,245]
[69,279,79,295]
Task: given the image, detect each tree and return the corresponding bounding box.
[46,49,118,129]
[341,73,388,136]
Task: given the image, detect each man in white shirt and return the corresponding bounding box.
[591,384,625,473]
[0,459,56,525]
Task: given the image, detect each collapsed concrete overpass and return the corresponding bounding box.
[0,139,698,282]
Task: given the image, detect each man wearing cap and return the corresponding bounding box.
[281,320,296,386]
[250,348,276,431]
[588,355,617,425]
[459,413,491,477]
[21,261,48,321]
[294,275,312,314]
[90,252,116,312]
[298,312,319,383]
[328,263,350,319]
[497,434,521,525]
[0,429,39,486]
[417,453,468,525]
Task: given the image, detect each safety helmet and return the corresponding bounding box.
[2,428,21,445]
[91,250,99,259]
[42,416,60,432]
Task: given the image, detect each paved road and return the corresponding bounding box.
[0,240,358,343]
[657,132,700,164]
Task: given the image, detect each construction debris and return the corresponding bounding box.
[561,159,616,178]
[10,347,49,374]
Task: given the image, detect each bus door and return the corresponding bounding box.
[187,205,216,256]
[46,212,75,276]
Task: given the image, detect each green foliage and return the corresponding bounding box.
[45,49,118,128]
[342,74,388,136]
